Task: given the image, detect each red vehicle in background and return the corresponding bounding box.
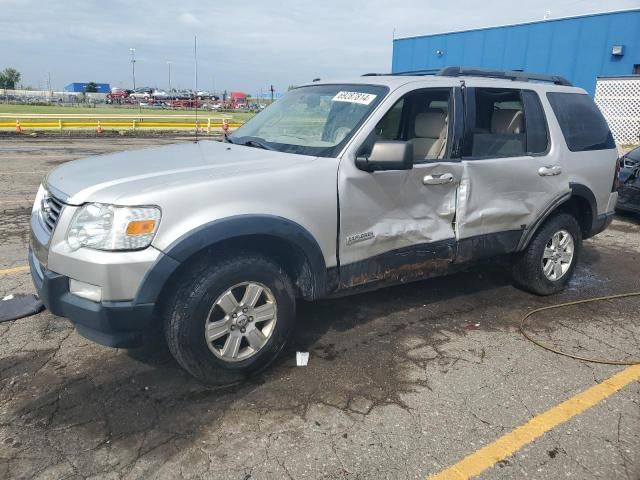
[229,91,247,108]
[166,97,204,109]
[105,88,131,104]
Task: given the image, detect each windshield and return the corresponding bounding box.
[229,84,388,157]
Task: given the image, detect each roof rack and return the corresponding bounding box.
[436,66,572,86]
[362,69,439,77]
[362,66,572,86]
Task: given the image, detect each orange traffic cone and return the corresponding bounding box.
[96,121,104,134]
[15,120,22,133]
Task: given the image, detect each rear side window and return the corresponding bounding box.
[546,92,615,152]
[462,88,548,158]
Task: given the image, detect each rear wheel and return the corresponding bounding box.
[163,253,296,384]
[513,213,582,295]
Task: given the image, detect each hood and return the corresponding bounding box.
[45,140,315,205]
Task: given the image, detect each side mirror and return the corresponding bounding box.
[355,141,414,172]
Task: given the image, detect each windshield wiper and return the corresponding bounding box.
[240,138,275,151]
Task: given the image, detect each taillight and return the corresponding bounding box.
[612,158,621,192]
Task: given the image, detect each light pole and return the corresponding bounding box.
[129,48,136,90]
[166,61,172,92]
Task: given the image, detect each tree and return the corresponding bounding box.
[85,82,99,93]
[0,68,21,89]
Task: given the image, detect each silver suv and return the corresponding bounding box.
[30,67,619,383]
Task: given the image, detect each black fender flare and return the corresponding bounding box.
[517,183,598,250]
[134,215,328,304]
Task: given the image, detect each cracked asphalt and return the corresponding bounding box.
[0,137,639,480]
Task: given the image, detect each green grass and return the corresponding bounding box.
[0,104,255,122]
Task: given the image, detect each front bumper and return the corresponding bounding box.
[29,251,156,348]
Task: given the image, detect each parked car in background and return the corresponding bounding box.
[152,89,169,99]
[106,88,130,104]
[616,145,640,214]
[129,87,153,100]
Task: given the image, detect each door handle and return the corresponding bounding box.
[538,165,562,176]
[423,173,454,185]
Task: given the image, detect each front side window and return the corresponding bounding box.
[229,84,388,158]
[462,88,548,158]
[546,92,615,152]
[363,88,452,163]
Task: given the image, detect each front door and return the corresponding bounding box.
[337,86,464,289]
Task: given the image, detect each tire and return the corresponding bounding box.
[512,213,582,296]
[163,253,295,384]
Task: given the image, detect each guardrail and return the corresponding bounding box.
[0,114,244,133]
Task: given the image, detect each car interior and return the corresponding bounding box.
[372,89,451,162]
[466,89,527,157]
[366,87,533,161]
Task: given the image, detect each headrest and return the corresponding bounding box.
[414,111,446,138]
[491,109,523,134]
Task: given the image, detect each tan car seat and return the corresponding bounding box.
[409,111,448,161]
[491,109,523,134]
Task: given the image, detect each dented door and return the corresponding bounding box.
[338,161,464,287]
[337,85,465,289]
[454,85,570,256]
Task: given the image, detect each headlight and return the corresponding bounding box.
[67,203,161,251]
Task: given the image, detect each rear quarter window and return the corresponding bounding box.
[546,92,615,152]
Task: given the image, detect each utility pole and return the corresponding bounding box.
[166,61,172,91]
[130,48,136,90]
[270,84,275,103]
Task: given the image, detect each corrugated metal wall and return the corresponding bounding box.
[64,83,111,93]
[392,9,640,95]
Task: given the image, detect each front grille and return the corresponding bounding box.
[41,192,64,233]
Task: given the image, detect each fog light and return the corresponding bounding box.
[69,279,102,302]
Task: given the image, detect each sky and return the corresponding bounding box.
[0,0,638,95]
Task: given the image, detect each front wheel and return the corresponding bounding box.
[512,213,582,296]
[163,253,296,384]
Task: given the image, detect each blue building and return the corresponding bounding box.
[392,9,640,95]
[64,82,111,93]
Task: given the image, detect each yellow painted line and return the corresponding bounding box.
[429,364,640,480]
[0,265,29,276]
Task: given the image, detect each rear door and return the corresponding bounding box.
[454,84,570,260]
[337,85,464,288]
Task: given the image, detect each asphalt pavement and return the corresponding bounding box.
[0,137,638,480]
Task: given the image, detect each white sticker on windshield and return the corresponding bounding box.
[332,91,377,105]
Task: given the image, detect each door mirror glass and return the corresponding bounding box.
[356,141,414,172]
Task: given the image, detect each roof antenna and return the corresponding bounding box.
[194,35,199,143]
